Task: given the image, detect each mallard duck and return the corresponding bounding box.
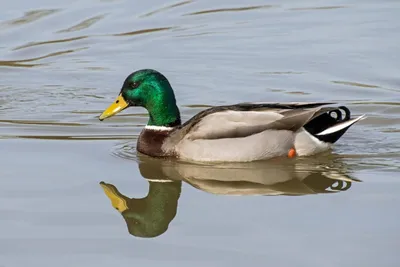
[99,69,365,162]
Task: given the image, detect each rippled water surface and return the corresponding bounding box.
[1,0,400,266]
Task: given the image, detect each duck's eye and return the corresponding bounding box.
[129,81,140,89]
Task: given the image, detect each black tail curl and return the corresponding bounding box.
[304,106,352,144]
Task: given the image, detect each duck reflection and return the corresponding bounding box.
[100,155,360,238]
[100,178,181,238]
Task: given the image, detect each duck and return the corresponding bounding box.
[99,69,365,162]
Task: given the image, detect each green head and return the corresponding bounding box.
[99,69,181,127]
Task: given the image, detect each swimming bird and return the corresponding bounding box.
[99,69,365,162]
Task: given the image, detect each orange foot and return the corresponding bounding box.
[288,148,296,158]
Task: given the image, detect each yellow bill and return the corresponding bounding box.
[99,94,128,121]
[100,182,128,213]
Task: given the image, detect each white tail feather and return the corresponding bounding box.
[316,115,366,136]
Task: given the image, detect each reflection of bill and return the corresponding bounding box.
[100,180,181,238]
[100,155,360,238]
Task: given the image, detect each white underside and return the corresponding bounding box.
[294,129,331,156]
[174,128,330,162]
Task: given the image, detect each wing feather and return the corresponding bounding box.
[186,110,284,140]
[167,102,336,142]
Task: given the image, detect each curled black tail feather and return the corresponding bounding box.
[304,106,353,144]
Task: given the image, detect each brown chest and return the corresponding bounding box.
[136,129,172,157]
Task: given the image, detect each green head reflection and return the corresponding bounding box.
[100,180,181,238]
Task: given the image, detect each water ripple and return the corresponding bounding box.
[1,9,60,27]
[0,119,88,127]
[113,27,174,36]
[0,48,87,68]
[13,36,88,51]
[139,0,193,18]
[185,5,274,16]
[332,81,379,88]
[57,14,107,33]
[289,6,347,11]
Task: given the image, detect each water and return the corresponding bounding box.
[1,0,400,266]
